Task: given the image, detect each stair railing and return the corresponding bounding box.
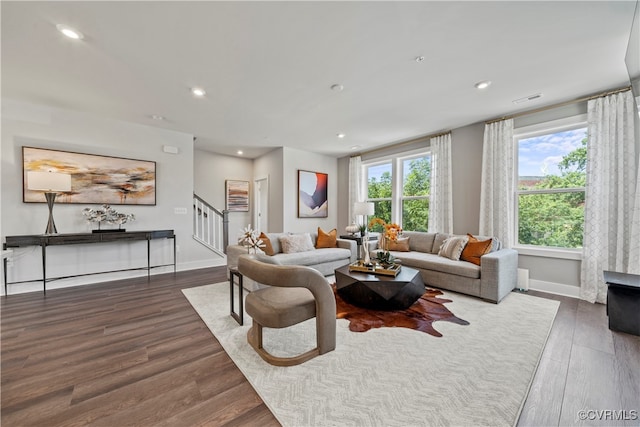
[193,194,229,255]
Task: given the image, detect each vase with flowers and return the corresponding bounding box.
[82,204,135,233]
[368,217,403,267]
[239,225,266,254]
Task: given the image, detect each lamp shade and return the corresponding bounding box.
[353,201,374,216]
[27,171,71,192]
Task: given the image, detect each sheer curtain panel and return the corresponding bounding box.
[581,90,639,303]
[479,119,515,248]
[348,156,363,223]
[428,133,453,233]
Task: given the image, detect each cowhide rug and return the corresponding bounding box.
[333,286,470,337]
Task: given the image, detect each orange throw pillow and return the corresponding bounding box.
[316,227,338,248]
[387,237,410,252]
[460,234,492,266]
[259,232,275,256]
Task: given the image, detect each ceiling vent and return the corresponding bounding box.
[513,93,543,104]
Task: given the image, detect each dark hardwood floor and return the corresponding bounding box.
[2,267,638,426]
[1,268,279,427]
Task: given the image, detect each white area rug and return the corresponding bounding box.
[183,283,559,427]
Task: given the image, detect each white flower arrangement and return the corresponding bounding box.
[82,204,135,229]
[239,224,266,253]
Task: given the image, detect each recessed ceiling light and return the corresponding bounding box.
[337,133,346,139]
[191,87,206,97]
[415,56,425,63]
[150,114,165,121]
[237,150,243,155]
[474,80,492,90]
[56,24,84,40]
[330,84,344,92]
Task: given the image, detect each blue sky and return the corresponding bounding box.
[518,128,587,177]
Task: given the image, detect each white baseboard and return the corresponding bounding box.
[528,279,580,299]
[2,257,227,296]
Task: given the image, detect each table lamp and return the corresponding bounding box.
[27,171,72,234]
[353,201,374,229]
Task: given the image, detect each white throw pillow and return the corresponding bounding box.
[438,235,469,261]
[279,233,315,254]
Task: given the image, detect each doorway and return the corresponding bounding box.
[254,176,269,233]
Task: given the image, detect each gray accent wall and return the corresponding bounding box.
[338,120,582,293]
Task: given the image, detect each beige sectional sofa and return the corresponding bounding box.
[371,231,518,303]
[226,232,357,280]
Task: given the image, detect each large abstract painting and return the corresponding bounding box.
[226,180,249,212]
[298,170,328,218]
[23,146,156,205]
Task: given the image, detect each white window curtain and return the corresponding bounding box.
[581,90,639,303]
[348,155,363,223]
[428,133,453,233]
[479,119,515,248]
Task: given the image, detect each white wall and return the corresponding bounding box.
[254,148,284,232]
[193,149,253,243]
[1,99,215,295]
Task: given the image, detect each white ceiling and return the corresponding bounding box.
[2,1,637,159]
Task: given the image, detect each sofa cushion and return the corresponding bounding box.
[259,232,275,256]
[316,227,337,248]
[393,251,480,279]
[432,233,453,254]
[402,231,435,253]
[438,235,469,260]
[280,233,315,254]
[460,234,493,265]
[269,248,351,267]
[265,232,287,254]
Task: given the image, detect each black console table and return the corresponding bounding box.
[3,230,176,295]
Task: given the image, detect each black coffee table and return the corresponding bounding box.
[334,264,426,310]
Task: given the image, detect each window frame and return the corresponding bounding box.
[513,114,587,257]
[362,148,431,230]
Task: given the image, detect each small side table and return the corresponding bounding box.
[604,270,640,336]
[228,266,244,325]
[340,234,378,260]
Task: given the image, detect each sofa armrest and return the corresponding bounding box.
[336,238,357,263]
[226,245,248,277]
[480,248,518,303]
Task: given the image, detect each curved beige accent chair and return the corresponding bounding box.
[238,255,337,366]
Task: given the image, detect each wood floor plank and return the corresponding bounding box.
[612,332,640,426]
[518,350,569,426]
[559,344,627,426]
[573,299,615,355]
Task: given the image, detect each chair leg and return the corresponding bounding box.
[246,320,321,367]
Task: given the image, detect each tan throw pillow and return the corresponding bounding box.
[316,227,337,248]
[258,232,275,256]
[460,234,493,265]
[438,235,469,261]
[279,233,315,254]
[387,237,410,252]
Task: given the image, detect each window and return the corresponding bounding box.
[515,117,587,250]
[366,162,392,224]
[401,157,430,231]
[364,152,431,231]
